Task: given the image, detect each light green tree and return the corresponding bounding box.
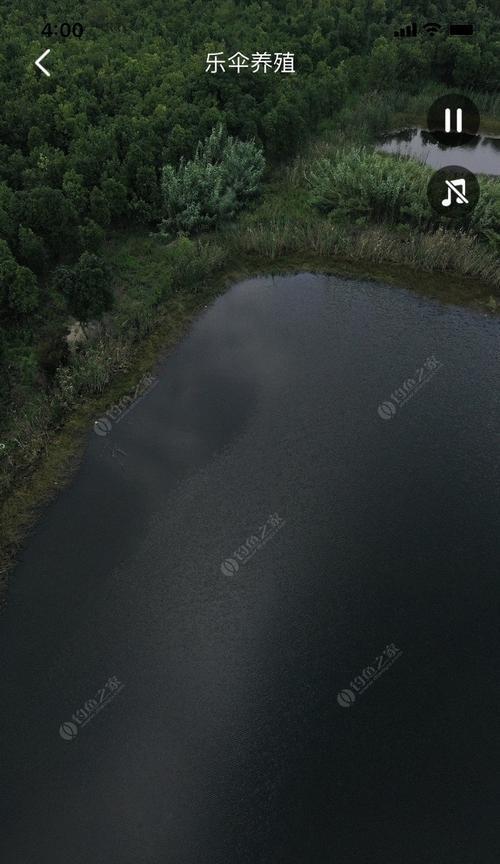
[161,125,265,234]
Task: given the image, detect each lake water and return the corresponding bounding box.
[377,127,500,175]
[1,274,500,863]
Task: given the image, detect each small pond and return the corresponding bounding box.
[377,126,500,175]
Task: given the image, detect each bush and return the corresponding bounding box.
[161,125,265,234]
[0,239,18,307]
[70,253,113,323]
[0,239,39,316]
[89,187,111,227]
[165,236,227,291]
[71,337,130,395]
[8,266,39,315]
[17,226,47,275]
[308,147,431,228]
[79,219,105,253]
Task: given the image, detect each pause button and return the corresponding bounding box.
[427,94,480,145]
[445,108,462,133]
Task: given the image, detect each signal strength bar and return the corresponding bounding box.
[394,21,417,38]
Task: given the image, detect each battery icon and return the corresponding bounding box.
[449,23,474,35]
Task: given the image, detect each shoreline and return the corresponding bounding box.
[1,250,498,608]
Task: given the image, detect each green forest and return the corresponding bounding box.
[0,0,499,581]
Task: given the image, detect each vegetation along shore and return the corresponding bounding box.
[1,2,499,602]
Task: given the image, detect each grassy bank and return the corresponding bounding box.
[372,86,500,137]
[0,239,224,604]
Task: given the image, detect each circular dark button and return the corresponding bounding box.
[427,94,480,146]
[427,166,480,218]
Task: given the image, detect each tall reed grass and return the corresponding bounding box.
[230,219,500,289]
[307,146,500,238]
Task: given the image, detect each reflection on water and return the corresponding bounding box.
[376,127,500,175]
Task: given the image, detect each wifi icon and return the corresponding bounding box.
[423,22,442,35]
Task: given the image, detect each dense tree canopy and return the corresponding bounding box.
[0,0,498,393]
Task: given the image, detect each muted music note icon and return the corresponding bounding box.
[442,178,468,207]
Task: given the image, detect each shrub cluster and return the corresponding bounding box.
[161,125,265,234]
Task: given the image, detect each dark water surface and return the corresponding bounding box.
[377,126,500,175]
[1,273,500,863]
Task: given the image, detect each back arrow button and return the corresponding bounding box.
[35,48,51,77]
